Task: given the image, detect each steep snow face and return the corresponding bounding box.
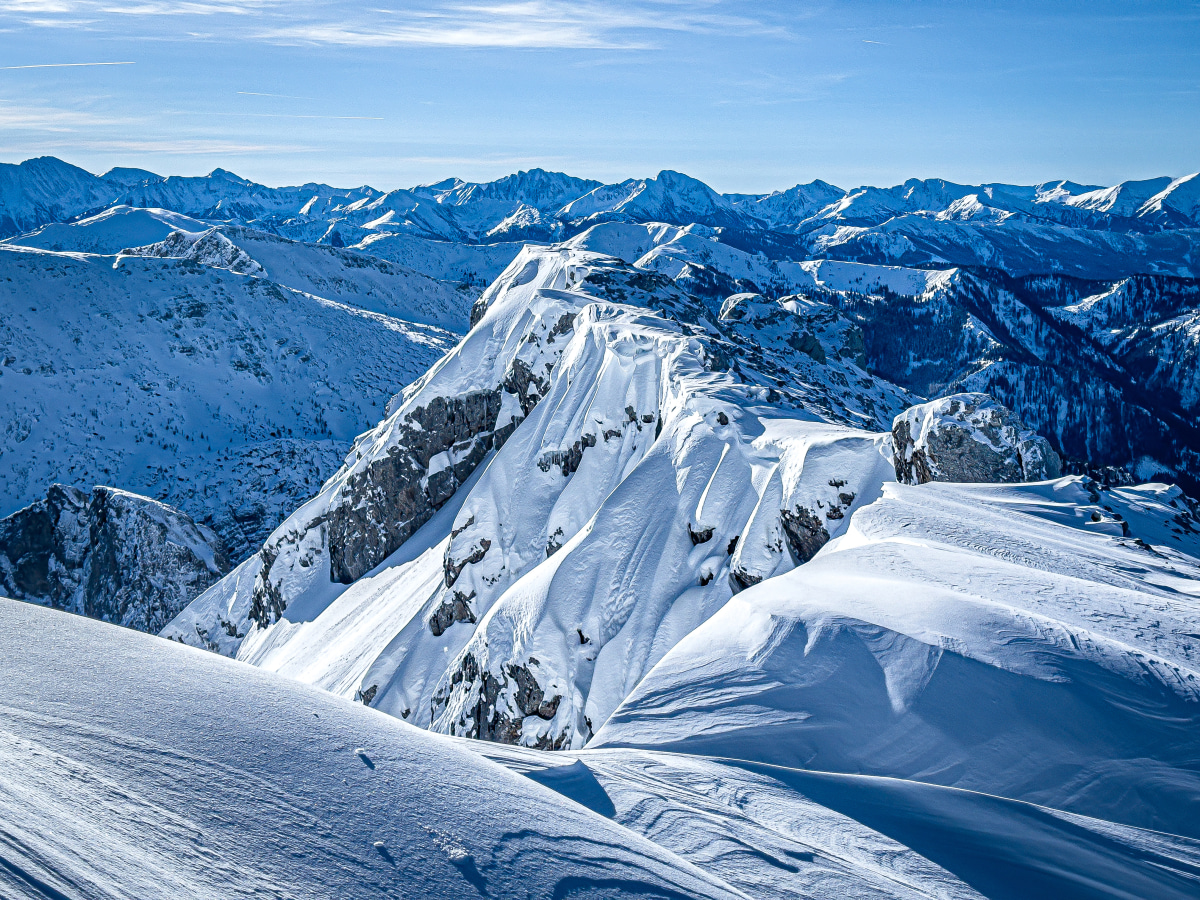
[593,477,1200,838]
[0,598,742,900]
[1138,172,1200,227]
[0,244,457,557]
[0,484,229,632]
[181,243,913,747]
[3,206,208,254]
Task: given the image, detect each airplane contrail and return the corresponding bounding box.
[0,62,136,70]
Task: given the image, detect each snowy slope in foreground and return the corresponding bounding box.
[594,478,1200,838]
[0,598,739,900]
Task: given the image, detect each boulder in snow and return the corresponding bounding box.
[892,393,1062,485]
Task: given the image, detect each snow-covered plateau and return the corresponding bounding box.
[2,157,1200,898]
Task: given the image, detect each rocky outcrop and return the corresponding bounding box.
[327,390,504,585]
[441,653,566,749]
[122,227,265,276]
[892,393,1062,485]
[0,484,230,632]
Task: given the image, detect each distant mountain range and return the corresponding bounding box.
[3,156,1198,279]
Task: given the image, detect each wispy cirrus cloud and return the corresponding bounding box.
[0,102,133,130]
[0,0,788,49]
[259,2,786,50]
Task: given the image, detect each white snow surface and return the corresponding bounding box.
[195,241,911,753]
[0,242,458,556]
[3,205,208,254]
[593,477,1200,838]
[478,743,1200,900]
[0,598,741,900]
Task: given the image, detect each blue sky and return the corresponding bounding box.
[0,1,1197,192]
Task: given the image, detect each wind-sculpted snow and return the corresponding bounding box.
[593,477,1200,838]
[0,599,743,900]
[0,243,457,558]
[480,744,1200,900]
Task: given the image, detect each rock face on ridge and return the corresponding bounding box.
[0,484,230,632]
[891,393,1062,485]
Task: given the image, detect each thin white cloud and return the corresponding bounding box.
[98,1,282,15]
[0,0,282,12]
[0,103,132,130]
[223,112,384,120]
[236,90,318,100]
[262,2,784,49]
[714,71,851,106]
[1,1,787,49]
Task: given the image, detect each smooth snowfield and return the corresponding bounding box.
[0,598,741,900]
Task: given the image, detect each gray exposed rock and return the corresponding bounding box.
[326,389,504,586]
[440,652,566,748]
[779,505,830,563]
[0,484,230,632]
[892,393,1063,485]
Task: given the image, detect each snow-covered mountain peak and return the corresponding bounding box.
[121,227,266,276]
[431,168,601,211]
[1139,171,1200,224]
[100,166,164,187]
[206,167,252,184]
